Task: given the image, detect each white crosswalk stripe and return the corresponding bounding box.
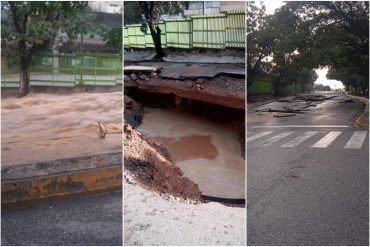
[344,131,368,149]
[281,131,318,147]
[247,130,368,149]
[247,131,273,142]
[310,131,342,148]
[258,131,294,147]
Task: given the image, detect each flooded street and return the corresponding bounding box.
[1,92,122,165]
[137,107,245,199]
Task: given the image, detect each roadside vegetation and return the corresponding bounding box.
[1,1,121,96]
[247,1,369,96]
[124,1,189,59]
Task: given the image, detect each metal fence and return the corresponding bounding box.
[192,14,226,49]
[225,11,245,48]
[1,53,122,88]
[124,11,245,49]
[165,18,193,48]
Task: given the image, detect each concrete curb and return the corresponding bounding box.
[345,91,369,129]
[1,151,122,204]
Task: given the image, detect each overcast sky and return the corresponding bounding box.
[315,68,344,89]
[264,0,286,15]
[258,0,344,89]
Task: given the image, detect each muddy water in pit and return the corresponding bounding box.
[137,107,245,199]
[1,92,122,165]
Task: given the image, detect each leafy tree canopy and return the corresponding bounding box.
[125,1,189,58]
[1,1,89,96]
[248,1,369,95]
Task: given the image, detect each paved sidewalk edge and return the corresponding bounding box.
[345,91,369,129]
[2,152,122,204]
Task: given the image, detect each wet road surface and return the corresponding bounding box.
[247,91,369,245]
[1,191,122,246]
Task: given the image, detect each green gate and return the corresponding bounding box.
[1,53,122,88]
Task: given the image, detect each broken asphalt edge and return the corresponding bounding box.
[345,91,369,129]
[1,151,122,204]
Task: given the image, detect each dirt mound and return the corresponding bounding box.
[123,124,201,201]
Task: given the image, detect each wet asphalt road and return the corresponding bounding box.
[1,191,122,246]
[247,91,369,245]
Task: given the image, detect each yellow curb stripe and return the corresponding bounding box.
[355,111,369,129]
[2,165,122,204]
[345,92,369,129]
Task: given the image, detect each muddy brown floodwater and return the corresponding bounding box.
[137,107,245,199]
[1,92,122,165]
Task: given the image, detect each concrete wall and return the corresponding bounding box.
[184,1,244,16]
[220,1,245,12]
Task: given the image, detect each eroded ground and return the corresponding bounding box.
[124,59,246,200]
[137,106,245,199]
[123,59,246,245]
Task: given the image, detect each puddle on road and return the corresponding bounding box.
[137,107,245,199]
[1,92,122,165]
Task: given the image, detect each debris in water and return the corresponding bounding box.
[96,122,108,138]
[1,92,122,164]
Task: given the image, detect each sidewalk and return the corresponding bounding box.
[345,92,369,128]
[124,182,246,246]
[2,151,122,204]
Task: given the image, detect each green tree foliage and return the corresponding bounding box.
[282,1,369,94]
[246,1,275,90]
[1,1,89,96]
[314,83,331,91]
[64,8,98,52]
[248,1,369,95]
[136,1,189,58]
[102,27,123,50]
[269,6,318,94]
[124,2,142,25]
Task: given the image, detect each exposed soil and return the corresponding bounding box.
[125,74,245,110]
[123,65,245,203]
[123,124,201,201]
[123,93,245,201]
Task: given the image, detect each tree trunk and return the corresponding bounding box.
[247,61,256,91]
[150,25,164,59]
[247,55,264,91]
[19,62,30,97]
[80,33,84,52]
[273,82,279,96]
[247,73,255,91]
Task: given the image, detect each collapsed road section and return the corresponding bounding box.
[248,91,365,127]
[124,62,245,109]
[124,61,245,204]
